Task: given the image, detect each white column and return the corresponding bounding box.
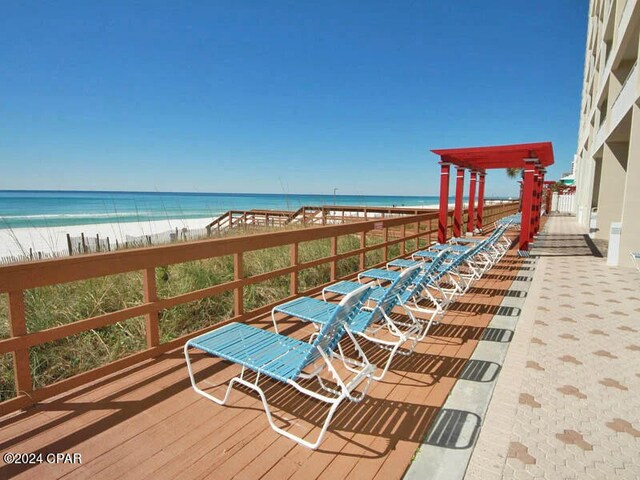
[619,104,640,267]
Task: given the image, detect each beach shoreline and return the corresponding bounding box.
[0,217,212,259]
[0,200,513,259]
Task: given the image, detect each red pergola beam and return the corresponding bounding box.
[432,142,554,169]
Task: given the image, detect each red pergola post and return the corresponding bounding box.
[545,185,552,214]
[530,166,540,241]
[540,168,547,212]
[453,167,465,237]
[476,172,486,231]
[519,159,538,251]
[438,162,451,243]
[533,167,545,237]
[518,180,523,212]
[466,170,477,233]
[530,168,537,240]
[539,168,546,227]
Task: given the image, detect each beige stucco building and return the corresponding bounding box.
[574,0,640,267]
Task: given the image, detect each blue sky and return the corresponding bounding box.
[0,1,587,197]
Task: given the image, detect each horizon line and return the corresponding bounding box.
[0,188,450,198]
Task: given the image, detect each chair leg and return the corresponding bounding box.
[402,305,437,342]
[184,343,239,406]
[356,333,408,381]
[185,343,344,450]
[372,340,402,381]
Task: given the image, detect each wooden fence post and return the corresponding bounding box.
[383,227,388,262]
[8,290,32,397]
[429,218,433,243]
[234,252,244,316]
[330,236,338,281]
[401,224,406,255]
[66,234,73,256]
[413,222,419,251]
[290,243,298,296]
[143,268,159,348]
[359,231,366,270]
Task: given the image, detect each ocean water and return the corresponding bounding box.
[0,190,447,229]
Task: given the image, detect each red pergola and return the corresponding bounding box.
[543,180,555,217]
[431,142,554,251]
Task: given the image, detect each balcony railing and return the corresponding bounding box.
[594,119,608,152]
[610,60,638,128]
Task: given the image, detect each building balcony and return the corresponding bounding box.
[593,118,608,152]
[610,60,638,129]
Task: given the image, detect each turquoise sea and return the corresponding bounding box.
[0,190,449,229]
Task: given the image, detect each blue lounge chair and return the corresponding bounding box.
[321,249,450,331]
[422,224,510,275]
[451,225,510,271]
[184,283,373,449]
[372,242,490,318]
[272,265,423,380]
[422,240,492,312]
[497,214,521,231]
[376,219,512,318]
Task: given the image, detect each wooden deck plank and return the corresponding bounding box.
[146,400,272,480]
[0,354,181,444]
[314,328,458,480]
[372,253,524,480]
[124,382,269,478]
[286,350,418,479]
[65,364,256,478]
[0,355,202,479]
[343,344,461,480]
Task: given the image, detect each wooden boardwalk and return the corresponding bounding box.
[0,247,526,480]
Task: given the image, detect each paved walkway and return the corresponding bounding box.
[467,215,640,479]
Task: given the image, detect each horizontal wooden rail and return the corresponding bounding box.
[207,204,438,231]
[0,202,519,415]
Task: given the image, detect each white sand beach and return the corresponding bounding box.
[0,217,212,259]
[0,200,512,261]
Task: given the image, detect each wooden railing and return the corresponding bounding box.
[206,209,296,233]
[205,205,441,233]
[0,201,518,415]
[288,205,439,226]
